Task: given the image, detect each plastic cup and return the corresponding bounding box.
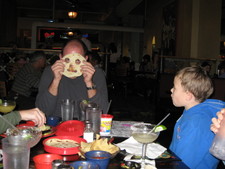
[33,153,63,169]
[86,108,102,134]
[85,150,111,169]
[100,114,114,135]
[210,113,225,160]
[61,99,75,121]
[47,116,61,127]
[2,137,30,169]
[70,161,99,169]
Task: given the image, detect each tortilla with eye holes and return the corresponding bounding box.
[62,53,86,78]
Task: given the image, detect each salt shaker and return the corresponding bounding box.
[83,122,94,143]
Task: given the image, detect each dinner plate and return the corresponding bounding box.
[56,120,85,136]
[0,123,56,138]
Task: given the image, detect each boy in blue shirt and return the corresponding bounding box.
[169,66,225,169]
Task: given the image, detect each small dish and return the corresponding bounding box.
[43,135,86,155]
[56,120,85,136]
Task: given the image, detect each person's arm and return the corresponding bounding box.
[19,108,46,126]
[88,68,109,114]
[0,108,46,134]
[81,61,97,98]
[48,59,64,96]
[35,66,58,116]
[0,111,21,134]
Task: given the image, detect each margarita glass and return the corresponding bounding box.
[0,100,16,114]
[131,123,160,169]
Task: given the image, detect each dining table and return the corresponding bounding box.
[0,120,190,169]
[25,136,190,169]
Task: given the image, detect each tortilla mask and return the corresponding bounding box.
[62,53,86,78]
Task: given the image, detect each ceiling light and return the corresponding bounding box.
[68,11,78,19]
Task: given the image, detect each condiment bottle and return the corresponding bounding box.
[83,122,94,143]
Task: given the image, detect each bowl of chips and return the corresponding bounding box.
[79,136,120,158]
[43,136,86,155]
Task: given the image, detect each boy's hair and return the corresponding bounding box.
[176,66,213,102]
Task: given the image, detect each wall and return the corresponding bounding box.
[0,0,17,46]
[144,0,222,60]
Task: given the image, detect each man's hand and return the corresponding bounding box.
[81,61,95,86]
[19,108,46,127]
[51,59,65,81]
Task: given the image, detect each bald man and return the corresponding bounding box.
[35,38,108,118]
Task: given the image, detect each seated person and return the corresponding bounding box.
[139,54,153,72]
[169,66,225,169]
[201,61,211,76]
[218,61,225,78]
[10,51,46,109]
[0,108,46,134]
[35,38,108,119]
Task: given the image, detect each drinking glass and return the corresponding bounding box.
[0,100,16,114]
[61,99,75,121]
[131,123,160,169]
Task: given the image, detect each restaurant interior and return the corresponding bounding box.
[1,0,225,168]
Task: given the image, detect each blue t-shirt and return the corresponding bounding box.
[169,99,225,169]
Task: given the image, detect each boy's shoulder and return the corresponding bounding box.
[186,99,225,116]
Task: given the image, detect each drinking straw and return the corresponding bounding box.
[148,113,170,134]
[106,100,112,114]
[0,115,20,133]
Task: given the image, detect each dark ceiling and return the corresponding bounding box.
[16,0,145,25]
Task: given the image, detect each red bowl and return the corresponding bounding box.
[43,136,86,155]
[56,120,85,136]
[33,153,63,169]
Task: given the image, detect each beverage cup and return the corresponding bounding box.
[61,99,75,121]
[86,107,102,134]
[100,114,114,135]
[79,101,99,121]
[210,134,225,160]
[47,116,61,127]
[2,137,30,169]
[210,112,225,161]
[85,150,111,169]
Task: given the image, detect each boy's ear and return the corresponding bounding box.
[185,91,194,100]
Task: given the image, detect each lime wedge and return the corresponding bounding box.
[82,100,88,104]
[154,125,167,132]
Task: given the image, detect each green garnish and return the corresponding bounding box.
[154,125,167,132]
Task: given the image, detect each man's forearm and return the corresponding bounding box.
[48,79,60,96]
[86,81,97,98]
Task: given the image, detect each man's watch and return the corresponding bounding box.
[86,84,97,90]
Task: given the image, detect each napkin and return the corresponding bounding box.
[116,136,167,159]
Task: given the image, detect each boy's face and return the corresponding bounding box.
[171,76,188,107]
